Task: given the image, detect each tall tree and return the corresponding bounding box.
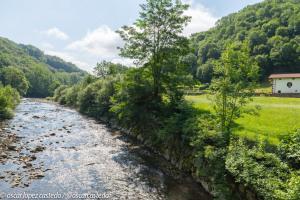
[117,0,191,100]
[210,42,259,144]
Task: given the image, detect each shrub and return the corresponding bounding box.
[279,129,300,169]
[110,68,160,135]
[226,140,291,199]
[0,86,20,119]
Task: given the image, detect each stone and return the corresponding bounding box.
[30,146,45,153]
[35,174,44,178]
[0,153,8,159]
[7,145,17,151]
[30,155,37,161]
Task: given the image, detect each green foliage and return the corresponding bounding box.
[51,1,300,199]
[55,75,119,119]
[25,65,56,97]
[110,68,160,134]
[0,86,20,119]
[53,85,69,104]
[0,37,86,97]
[0,66,29,95]
[20,44,83,73]
[279,129,300,168]
[93,61,128,78]
[276,173,300,200]
[117,0,191,99]
[226,139,291,199]
[78,79,114,118]
[210,42,259,143]
[190,0,300,82]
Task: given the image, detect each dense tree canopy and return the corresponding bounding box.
[0,37,86,97]
[189,0,300,82]
[0,66,29,95]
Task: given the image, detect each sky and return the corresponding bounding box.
[0,0,263,72]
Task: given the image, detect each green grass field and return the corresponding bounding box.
[186,95,300,145]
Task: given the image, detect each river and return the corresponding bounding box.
[0,99,211,200]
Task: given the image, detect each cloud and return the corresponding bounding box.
[111,58,134,66]
[183,0,218,36]
[65,25,132,69]
[42,27,69,40]
[66,25,123,59]
[46,2,217,71]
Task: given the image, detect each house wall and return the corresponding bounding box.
[272,78,300,94]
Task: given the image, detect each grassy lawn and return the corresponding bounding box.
[186,95,300,145]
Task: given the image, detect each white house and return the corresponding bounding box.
[269,73,300,94]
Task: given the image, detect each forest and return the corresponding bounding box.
[189,0,300,83]
[0,37,86,119]
[0,0,300,199]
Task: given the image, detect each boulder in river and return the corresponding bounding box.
[0,152,8,158]
[30,146,45,153]
[7,145,17,151]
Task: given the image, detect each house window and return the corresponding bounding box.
[278,90,281,93]
[287,82,293,88]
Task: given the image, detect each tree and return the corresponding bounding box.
[25,65,55,97]
[117,0,191,100]
[94,61,128,78]
[0,66,29,96]
[94,61,110,78]
[210,42,259,144]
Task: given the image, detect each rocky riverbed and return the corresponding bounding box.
[0,99,211,200]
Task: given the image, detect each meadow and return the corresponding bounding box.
[186,95,300,145]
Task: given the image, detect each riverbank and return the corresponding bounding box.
[0,99,211,200]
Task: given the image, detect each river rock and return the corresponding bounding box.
[0,152,8,159]
[7,145,17,151]
[30,146,45,153]
[30,155,37,161]
[35,173,45,178]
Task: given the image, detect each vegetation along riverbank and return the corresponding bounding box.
[0,0,299,199]
[52,0,300,199]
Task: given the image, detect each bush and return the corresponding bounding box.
[279,129,300,169]
[78,76,118,118]
[0,86,20,120]
[110,68,160,135]
[226,140,291,199]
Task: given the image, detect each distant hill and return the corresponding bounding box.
[189,0,300,83]
[19,44,83,73]
[0,37,87,97]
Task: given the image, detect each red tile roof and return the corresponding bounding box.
[269,73,300,79]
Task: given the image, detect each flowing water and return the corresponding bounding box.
[0,99,211,200]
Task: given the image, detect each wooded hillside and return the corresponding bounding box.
[189,0,300,83]
[0,37,86,97]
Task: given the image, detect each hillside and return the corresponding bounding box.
[189,0,300,83]
[0,37,87,97]
[20,44,83,73]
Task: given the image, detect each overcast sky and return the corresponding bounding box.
[0,0,263,72]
